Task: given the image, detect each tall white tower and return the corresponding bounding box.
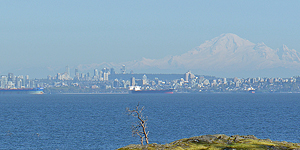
[66,65,70,76]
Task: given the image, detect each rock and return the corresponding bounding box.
[264,138,273,142]
[241,135,258,140]
[230,135,258,142]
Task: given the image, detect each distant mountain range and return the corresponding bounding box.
[81,33,300,77]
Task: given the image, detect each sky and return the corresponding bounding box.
[1,0,300,78]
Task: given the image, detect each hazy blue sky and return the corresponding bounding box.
[1,0,299,78]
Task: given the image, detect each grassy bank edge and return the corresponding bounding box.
[118,134,300,150]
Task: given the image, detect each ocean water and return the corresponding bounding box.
[0,93,299,149]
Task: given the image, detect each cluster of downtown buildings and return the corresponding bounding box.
[1,65,300,93]
[0,73,33,89]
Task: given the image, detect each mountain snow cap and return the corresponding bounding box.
[282,44,289,51]
[216,33,254,46]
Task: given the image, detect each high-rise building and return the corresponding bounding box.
[66,66,70,76]
[57,73,62,80]
[75,68,79,77]
[131,77,135,86]
[0,75,8,88]
[113,79,119,87]
[16,79,22,88]
[212,80,217,86]
[86,72,90,80]
[102,68,110,73]
[155,77,159,85]
[47,75,52,80]
[7,81,14,88]
[184,70,195,82]
[25,75,30,88]
[8,73,14,82]
[31,80,35,88]
[94,69,99,77]
[16,75,23,88]
[236,80,241,87]
[142,74,148,85]
[103,72,109,81]
[185,72,189,82]
[110,68,115,75]
[80,73,85,79]
[22,78,26,87]
[99,71,103,79]
[121,65,126,74]
[223,78,227,84]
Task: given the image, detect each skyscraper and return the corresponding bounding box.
[0,75,7,88]
[99,71,103,79]
[66,66,70,76]
[121,65,126,74]
[113,79,119,87]
[25,75,29,88]
[184,70,195,82]
[110,68,115,75]
[131,77,135,86]
[142,74,148,85]
[75,68,79,77]
[57,73,62,80]
[94,69,99,77]
[8,73,14,82]
[103,72,109,81]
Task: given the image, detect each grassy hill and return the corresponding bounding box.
[118,134,300,150]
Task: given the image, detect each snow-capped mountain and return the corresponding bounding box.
[83,33,300,77]
[277,44,300,63]
[119,33,300,77]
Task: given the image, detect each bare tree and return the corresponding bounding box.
[126,103,149,145]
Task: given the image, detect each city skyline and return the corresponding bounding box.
[1,1,300,78]
[1,68,300,94]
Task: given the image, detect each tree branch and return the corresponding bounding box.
[126,103,149,145]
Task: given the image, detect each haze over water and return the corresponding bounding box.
[0,93,299,149]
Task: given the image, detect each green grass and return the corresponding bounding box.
[118,134,300,150]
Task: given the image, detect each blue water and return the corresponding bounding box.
[0,93,299,149]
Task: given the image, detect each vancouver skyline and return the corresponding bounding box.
[1,1,300,78]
